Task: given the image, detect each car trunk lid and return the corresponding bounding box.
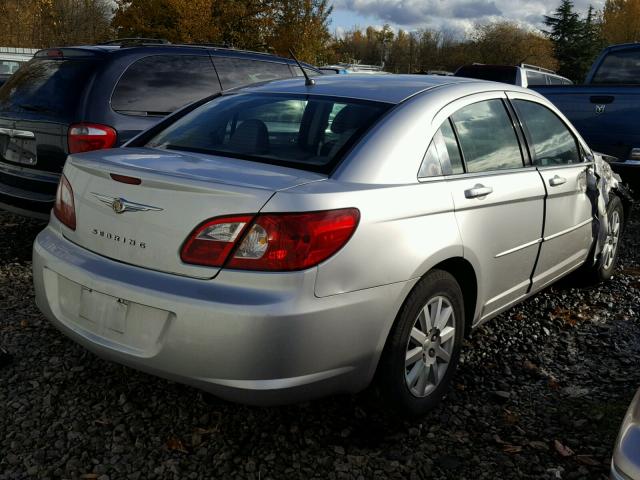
[62,147,325,279]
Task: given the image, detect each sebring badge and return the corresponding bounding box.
[91,193,163,214]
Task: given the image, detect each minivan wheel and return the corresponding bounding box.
[586,195,624,283]
[378,269,465,417]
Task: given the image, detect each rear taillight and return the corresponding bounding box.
[180,215,254,267]
[68,123,117,154]
[181,209,360,271]
[53,174,76,230]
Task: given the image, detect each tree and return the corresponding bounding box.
[471,21,557,70]
[0,0,112,48]
[268,0,333,63]
[544,0,594,81]
[602,0,640,43]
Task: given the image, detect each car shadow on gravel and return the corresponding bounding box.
[0,212,45,264]
[1,210,639,479]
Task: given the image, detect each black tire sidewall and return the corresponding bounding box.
[379,269,465,417]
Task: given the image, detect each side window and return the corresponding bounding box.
[526,70,547,86]
[112,55,220,115]
[450,99,523,173]
[214,57,292,89]
[512,100,580,166]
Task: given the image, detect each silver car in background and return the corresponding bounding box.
[33,75,629,416]
[612,388,640,480]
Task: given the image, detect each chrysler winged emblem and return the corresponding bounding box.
[91,193,163,214]
[595,104,606,115]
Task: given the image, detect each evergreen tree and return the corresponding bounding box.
[544,0,585,81]
[544,1,605,82]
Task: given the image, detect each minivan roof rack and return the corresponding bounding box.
[100,38,171,47]
[184,42,233,49]
[521,63,557,75]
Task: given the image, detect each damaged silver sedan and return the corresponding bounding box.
[32,75,631,416]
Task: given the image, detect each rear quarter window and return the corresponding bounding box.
[112,55,221,116]
[0,58,97,119]
[213,57,293,89]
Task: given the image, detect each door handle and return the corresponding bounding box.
[464,184,493,199]
[549,175,567,187]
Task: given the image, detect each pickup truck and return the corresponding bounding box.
[532,43,640,191]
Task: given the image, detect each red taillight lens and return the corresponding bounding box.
[68,123,117,154]
[53,174,76,230]
[180,208,360,271]
[180,215,254,267]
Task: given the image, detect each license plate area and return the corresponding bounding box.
[79,288,128,334]
[0,129,37,165]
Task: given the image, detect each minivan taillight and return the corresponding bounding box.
[68,123,117,154]
[53,174,76,230]
[180,209,360,271]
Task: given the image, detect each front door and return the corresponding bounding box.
[509,95,594,291]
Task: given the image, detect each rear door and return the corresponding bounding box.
[509,93,593,290]
[436,94,546,320]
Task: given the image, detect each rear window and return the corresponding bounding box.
[592,49,640,84]
[0,58,96,119]
[145,93,390,173]
[213,57,293,89]
[112,55,221,116]
[454,65,517,84]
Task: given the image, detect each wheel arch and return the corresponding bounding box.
[429,257,478,337]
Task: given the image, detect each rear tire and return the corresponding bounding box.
[377,270,465,418]
[585,195,624,283]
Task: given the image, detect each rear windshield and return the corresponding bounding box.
[145,93,390,173]
[0,58,96,119]
[591,49,640,84]
[455,65,517,84]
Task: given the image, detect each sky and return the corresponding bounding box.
[329,0,604,37]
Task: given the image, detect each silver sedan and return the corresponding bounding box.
[612,388,640,480]
[33,75,628,415]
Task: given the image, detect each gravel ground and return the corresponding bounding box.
[1,208,639,480]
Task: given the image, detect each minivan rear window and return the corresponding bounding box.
[454,65,517,84]
[146,93,390,173]
[0,59,96,119]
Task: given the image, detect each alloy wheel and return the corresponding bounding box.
[404,296,456,397]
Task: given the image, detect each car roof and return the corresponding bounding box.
[33,44,317,68]
[239,74,482,104]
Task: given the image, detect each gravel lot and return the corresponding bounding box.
[1,207,639,480]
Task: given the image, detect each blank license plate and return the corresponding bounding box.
[79,288,128,334]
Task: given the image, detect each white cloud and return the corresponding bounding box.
[333,0,604,36]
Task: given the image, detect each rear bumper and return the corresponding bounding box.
[33,224,411,405]
[0,163,58,218]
